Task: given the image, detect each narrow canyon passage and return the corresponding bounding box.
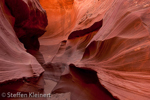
[0,0,150,100]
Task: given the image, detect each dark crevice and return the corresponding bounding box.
[69,64,118,100]
[51,64,118,100]
[68,19,103,39]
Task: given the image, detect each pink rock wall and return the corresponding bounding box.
[0,0,44,83]
[0,0,46,99]
[39,0,113,45]
[40,0,150,100]
[0,0,150,100]
[79,0,150,99]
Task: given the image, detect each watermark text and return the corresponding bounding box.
[1,92,51,98]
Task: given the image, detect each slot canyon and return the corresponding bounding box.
[0,0,150,100]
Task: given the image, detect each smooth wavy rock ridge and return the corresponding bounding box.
[0,0,150,100]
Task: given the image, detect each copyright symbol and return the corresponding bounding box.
[1,92,6,97]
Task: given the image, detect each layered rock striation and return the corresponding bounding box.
[0,0,150,100]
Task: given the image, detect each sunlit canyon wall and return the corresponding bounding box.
[0,0,150,100]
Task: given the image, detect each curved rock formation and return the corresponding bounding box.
[39,0,113,45]
[79,0,150,99]
[1,0,150,100]
[0,0,46,99]
[0,0,44,84]
[5,0,48,51]
[41,0,150,100]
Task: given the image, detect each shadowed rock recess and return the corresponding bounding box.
[0,0,150,100]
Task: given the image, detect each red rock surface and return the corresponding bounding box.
[79,0,150,99]
[0,0,45,99]
[39,0,113,45]
[0,0,150,100]
[0,0,44,84]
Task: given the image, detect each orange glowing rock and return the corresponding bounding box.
[0,0,150,100]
